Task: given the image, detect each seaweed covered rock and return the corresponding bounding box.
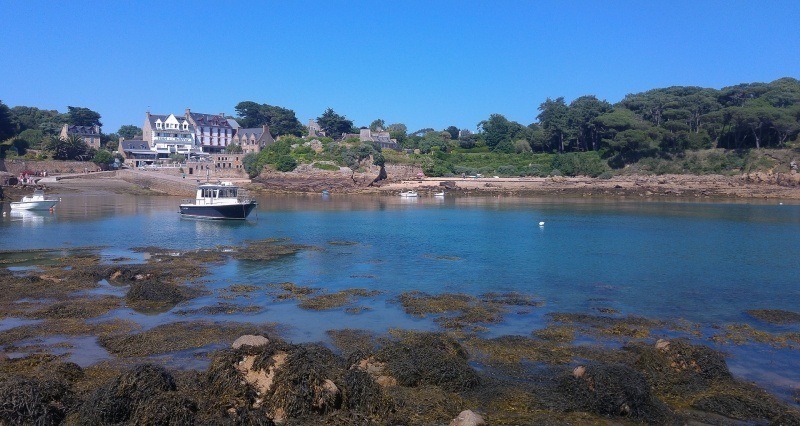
[79,364,178,425]
[341,369,389,417]
[126,280,202,313]
[261,343,345,422]
[690,386,800,424]
[631,338,732,396]
[0,375,73,426]
[375,332,480,392]
[559,363,672,423]
[204,339,347,424]
[130,391,199,425]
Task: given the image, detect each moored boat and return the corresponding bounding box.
[179,182,257,220]
[399,190,418,198]
[10,189,60,210]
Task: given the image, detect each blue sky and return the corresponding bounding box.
[1,0,799,135]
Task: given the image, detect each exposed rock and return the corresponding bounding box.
[449,409,485,426]
[572,365,586,378]
[656,339,670,351]
[232,334,270,349]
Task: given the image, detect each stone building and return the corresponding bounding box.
[230,124,275,154]
[119,140,157,168]
[60,124,101,149]
[340,128,399,150]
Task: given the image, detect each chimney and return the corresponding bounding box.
[185,108,190,118]
[220,112,225,118]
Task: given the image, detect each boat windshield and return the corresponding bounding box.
[201,187,237,198]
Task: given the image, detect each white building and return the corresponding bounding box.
[143,112,198,157]
[185,108,234,153]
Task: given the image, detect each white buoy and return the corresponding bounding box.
[539,221,545,226]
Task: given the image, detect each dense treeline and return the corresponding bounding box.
[473,77,800,165]
[3,77,798,177]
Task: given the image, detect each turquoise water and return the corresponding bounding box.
[1,192,799,401]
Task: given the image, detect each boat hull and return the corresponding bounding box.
[10,200,59,210]
[179,201,257,220]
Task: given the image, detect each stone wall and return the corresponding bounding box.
[3,159,101,176]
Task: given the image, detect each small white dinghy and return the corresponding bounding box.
[10,189,60,211]
[399,190,419,198]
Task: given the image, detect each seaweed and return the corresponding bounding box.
[298,289,380,311]
[629,339,732,398]
[98,321,276,357]
[262,343,346,420]
[126,280,205,313]
[746,309,800,325]
[558,362,673,423]
[28,296,122,320]
[375,331,479,392]
[0,374,74,425]
[466,335,574,366]
[78,364,177,425]
[268,282,318,301]
[175,302,263,316]
[130,391,199,425]
[230,239,317,262]
[548,312,664,339]
[326,329,378,358]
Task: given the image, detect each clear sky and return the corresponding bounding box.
[1,0,799,135]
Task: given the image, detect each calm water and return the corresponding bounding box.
[1,191,799,401]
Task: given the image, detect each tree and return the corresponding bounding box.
[369,119,386,132]
[17,129,44,149]
[46,134,89,160]
[8,106,64,135]
[243,153,261,178]
[92,150,114,170]
[67,106,102,127]
[567,95,612,151]
[117,125,142,139]
[369,152,387,186]
[317,108,354,139]
[234,101,304,137]
[387,123,408,144]
[445,126,459,140]
[479,114,526,151]
[0,100,14,141]
[537,98,569,152]
[226,144,243,154]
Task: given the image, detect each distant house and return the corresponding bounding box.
[307,119,325,138]
[340,128,399,150]
[185,108,234,153]
[60,124,102,149]
[230,125,275,154]
[142,112,197,158]
[119,140,157,168]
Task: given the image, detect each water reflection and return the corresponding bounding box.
[7,209,54,227]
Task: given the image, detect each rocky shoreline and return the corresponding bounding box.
[252,169,800,201]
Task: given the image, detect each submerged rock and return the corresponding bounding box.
[450,409,485,426]
[233,334,270,349]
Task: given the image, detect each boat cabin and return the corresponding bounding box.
[194,182,240,205]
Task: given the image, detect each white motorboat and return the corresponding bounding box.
[433,191,445,197]
[399,190,418,198]
[10,189,60,210]
[179,181,257,220]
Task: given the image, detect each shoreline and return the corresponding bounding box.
[3,169,799,203]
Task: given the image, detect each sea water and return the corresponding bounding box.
[1,192,799,401]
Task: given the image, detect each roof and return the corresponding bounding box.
[120,140,151,151]
[189,112,232,128]
[66,125,100,135]
[147,113,192,129]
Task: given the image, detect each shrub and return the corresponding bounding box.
[276,155,298,172]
